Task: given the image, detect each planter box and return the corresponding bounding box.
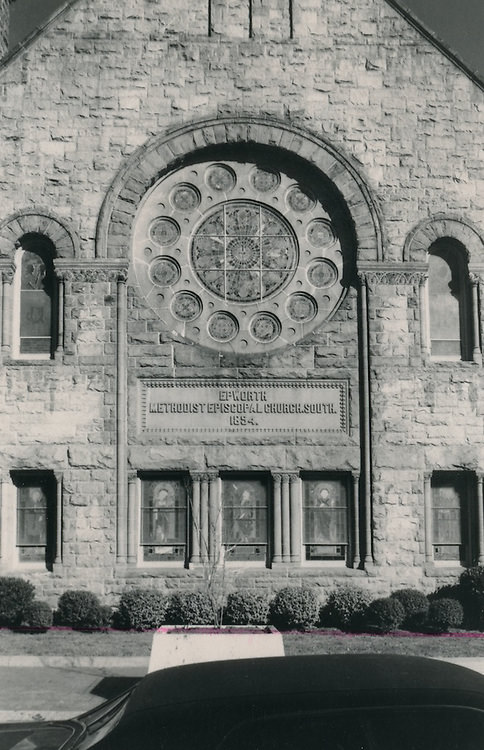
[148,625,284,673]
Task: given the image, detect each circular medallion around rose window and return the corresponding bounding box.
[132,157,345,353]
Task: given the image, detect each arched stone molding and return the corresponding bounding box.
[96,116,383,263]
[0,209,79,259]
[404,216,484,363]
[403,215,484,267]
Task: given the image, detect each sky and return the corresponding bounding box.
[8,0,484,82]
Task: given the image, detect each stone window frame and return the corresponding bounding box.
[137,472,190,568]
[131,150,351,354]
[1,470,62,572]
[427,239,473,361]
[11,234,59,360]
[424,470,484,568]
[300,472,352,567]
[404,215,484,364]
[0,210,78,362]
[220,472,272,566]
[131,468,361,570]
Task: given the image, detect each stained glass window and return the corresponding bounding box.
[432,473,473,563]
[191,201,298,303]
[303,477,348,561]
[428,241,471,360]
[17,236,57,357]
[222,478,268,562]
[133,156,345,354]
[15,475,55,567]
[141,477,187,562]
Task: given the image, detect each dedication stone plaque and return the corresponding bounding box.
[140,379,348,435]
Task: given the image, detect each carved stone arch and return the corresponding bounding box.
[96,116,383,263]
[0,209,78,259]
[404,215,484,266]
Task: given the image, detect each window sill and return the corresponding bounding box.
[424,562,465,577]
[301,560,348,568]
[427,357,479,366]
[4,356,58,366]
[12,562,49,571]
[137,560,186,568]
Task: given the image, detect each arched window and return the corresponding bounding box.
[428,239,472,361]
[14,234,57,358]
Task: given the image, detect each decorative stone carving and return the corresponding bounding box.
[358,269,427,287]
[192,201,298,303]
[132,155,345,354]
[357,264,427,291]
[0,262,15,284]
[469,272,483,286]
[54,260,129,283]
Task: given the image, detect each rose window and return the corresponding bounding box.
[192,202,298,303]
[132,158,344,353]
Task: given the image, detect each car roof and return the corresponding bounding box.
[126,654,484,715]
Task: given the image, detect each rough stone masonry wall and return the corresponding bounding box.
[368,274,484,591]
[0,0,482,256]
[0,0,482,601]
[0,274,119,599]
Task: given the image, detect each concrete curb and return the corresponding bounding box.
[0,656,149,668]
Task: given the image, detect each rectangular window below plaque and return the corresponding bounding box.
[222,476,270,564]
[140,475,188,565]
[302,474,349,563]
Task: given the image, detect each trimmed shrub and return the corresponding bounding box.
[458,567,484,629]
[0,577,36,627]
[364,597,405,633]
[20,600,53,631]
[390,589,429,631]
[459,566,484,596]
[224,591,269,625]
[56,590,111,630]
[165,591,214,625]
[268,587,319,630]
[115,589,168,631]
[319,586,373,631]
[430,584,464,603]
[427,598,464,633]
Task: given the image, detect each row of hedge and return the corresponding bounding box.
[1,565,484,634]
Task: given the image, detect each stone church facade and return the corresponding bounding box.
[0,0,482,603]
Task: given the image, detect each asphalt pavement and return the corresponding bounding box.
[0,657,148,722]
[1,656,484,723]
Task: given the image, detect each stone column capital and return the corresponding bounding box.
[0,262,15,284]
[54,259,129,283]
